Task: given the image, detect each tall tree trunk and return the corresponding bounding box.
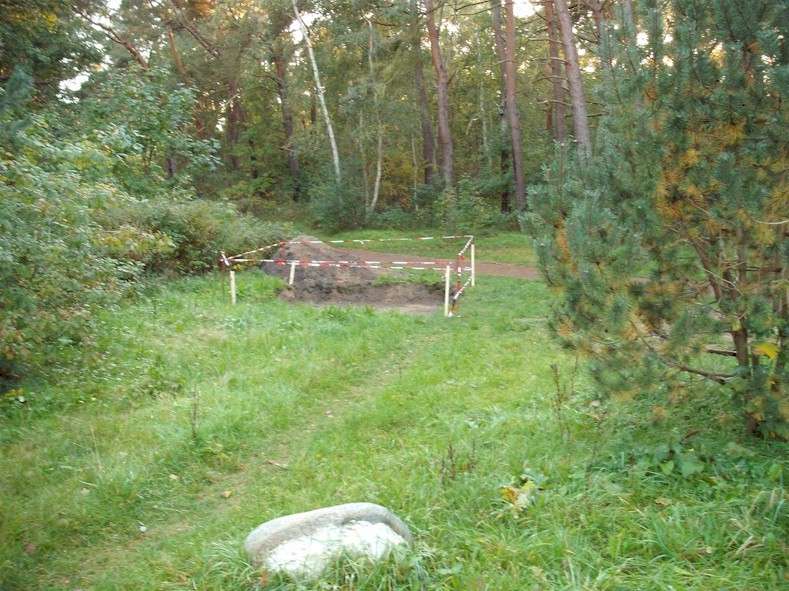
[414,59,437,185]
[167,27,189,81]
[357,114,370,205]
[248,138,258,180]
[411,0,436,185]
[503,0,526,209]
[554,0,592,156]
[545,0,566,143]
[367,19,384,216]
[489,0,511,212]
[309,92,317,126]
[292,0,341,182]
[424,0,454,187]
[587,0,613,72]
[476,33,491,170]
[370,131,384,214]
[225,78,243,170]
[270,43,301,200]
[410,135,419,198]
[622,0,635,31]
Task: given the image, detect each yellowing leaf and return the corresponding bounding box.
[753,342,779,361]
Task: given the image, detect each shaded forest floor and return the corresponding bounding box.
[1,249,786,589]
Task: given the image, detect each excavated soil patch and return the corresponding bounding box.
[261,235,444,314]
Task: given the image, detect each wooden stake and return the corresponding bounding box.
[288,261,297,285]
[471,242,476,287]
[229,270,237,305]
[444,264,451,317]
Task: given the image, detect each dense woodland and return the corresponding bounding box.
[1,2,787,429]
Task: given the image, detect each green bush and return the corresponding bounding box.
[309,180,366,232]
[102,198,292,274]
[435,178,509,235]
[0,86,129,381]
[0,71,292,383]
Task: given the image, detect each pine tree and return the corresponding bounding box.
[527,0,788,437]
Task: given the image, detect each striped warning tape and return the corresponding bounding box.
[289,234,472,245]
[229,257,454,267]
[229,257,471,273]
[452,275,473,301]
[226,234,474,262]
[457,235,474,257]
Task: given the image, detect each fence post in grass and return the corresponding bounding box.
[230,269,237,305]
[288,261,297,286]
[471,238,476,287]
[444,264,451,317]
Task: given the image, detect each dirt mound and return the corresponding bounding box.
[261,235,444,312]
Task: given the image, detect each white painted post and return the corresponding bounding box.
[288,261,297,285]
[470,241,476,287]
[444,264,451,318]
[229,270,237,305]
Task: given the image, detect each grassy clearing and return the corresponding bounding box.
[313,229,536,266]
[1,270,786,590]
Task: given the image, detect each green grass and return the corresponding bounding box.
[314,229,537,266]
[1,270,786,590]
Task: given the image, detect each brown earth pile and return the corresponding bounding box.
[260,236,444,313]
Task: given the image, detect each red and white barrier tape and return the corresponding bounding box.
[452,275,473,301]
[226,234,474,263]
[457,235,474,258]
[230,257,471,273]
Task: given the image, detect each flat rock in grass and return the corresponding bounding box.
[244,502,412,579]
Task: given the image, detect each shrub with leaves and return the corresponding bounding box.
[0,72,129,382]
[436,178,509,235]
[0,70,291,382]
[526,1,787,437]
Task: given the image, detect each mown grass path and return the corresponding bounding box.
[1,272,785,590]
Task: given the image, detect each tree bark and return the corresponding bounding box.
[489,0,511,211]
[225,78,244,171]
[367,19,384,216]
[167,27,189,81]
[545,0,566,143]
[270,43,301,199]
[554,0,592,157]
[622,0,635,33]
[424,0,454,187]
[292,0,341,182]
[411,0,436,185]
[503,0,526,210]
[77,9,149,70]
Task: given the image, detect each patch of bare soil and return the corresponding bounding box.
[261,236,444,313]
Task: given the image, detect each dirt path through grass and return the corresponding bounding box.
[335,247,541,279]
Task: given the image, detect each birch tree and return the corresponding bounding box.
[292,0,341,182]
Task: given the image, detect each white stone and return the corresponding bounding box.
[244,502,411,580]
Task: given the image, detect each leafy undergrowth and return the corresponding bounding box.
[1,271,786,590]
[315,229,536,266]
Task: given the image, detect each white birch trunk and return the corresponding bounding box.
[292,0,341,182]
[367,19,384,216]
